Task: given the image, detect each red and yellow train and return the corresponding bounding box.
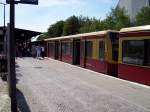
[44,25,150,86]
[119,26,150,86]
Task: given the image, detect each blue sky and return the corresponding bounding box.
[0,0,119,32]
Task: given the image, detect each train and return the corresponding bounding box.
[44,25,150,86]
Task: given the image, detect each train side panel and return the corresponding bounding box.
[61,40,73,64]
[118,64,150,86]
[119,30,150,86]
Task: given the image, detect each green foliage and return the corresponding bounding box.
[63,16,80,35]
[48,21,64,37]
[136,7,150,26]
[79,17,102,33]
[40,7,131,40]
[102,7,131,30]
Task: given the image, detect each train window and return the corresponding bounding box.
[86,41,93,58]
[144,39,150,66]
[80,41,85,58]
[62,42,72,56]
[147,40,150,66]
[48,43,55,54]
[122,40,144,65]
[99,41,105,61]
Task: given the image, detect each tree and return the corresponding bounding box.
[102,7,131,30]
[63,16,80,35]
[48,21,64,37]
[136,7,150,26]
[79,16,102,33]
[38,7,131,40]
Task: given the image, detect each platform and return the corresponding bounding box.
[16,58,150,112]
[0,79,10,112]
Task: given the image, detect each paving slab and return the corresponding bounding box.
[16,58,150,112]
[0,79,11,112]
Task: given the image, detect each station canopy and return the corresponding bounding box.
[0,26,41,43]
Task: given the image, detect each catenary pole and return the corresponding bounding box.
[8,0,17,111]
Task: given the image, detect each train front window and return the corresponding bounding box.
[99,41,105,61]
[122,40,144,65]
[86,41,93,58]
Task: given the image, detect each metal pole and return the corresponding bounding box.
[3,4,6,55]
[4,4,5,30]
[8,0,17,111]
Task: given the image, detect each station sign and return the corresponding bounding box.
[6,0,38,5]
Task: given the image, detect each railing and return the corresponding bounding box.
[0,54,7,81]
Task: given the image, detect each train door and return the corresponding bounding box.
[73,39,80,65]
[55,41,59,59]
[58,41,62,61]
[108,32,119,77]
[47,43,49,57]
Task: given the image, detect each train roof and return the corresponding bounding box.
[44,30,118,41]
[120,25,150,33]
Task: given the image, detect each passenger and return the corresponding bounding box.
[31,45,36,58]
[36,45,41,59]
[18,44,23,57]
[41,45,45,59]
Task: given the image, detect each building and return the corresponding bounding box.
[118,0,150,22]
[0,26,41,55]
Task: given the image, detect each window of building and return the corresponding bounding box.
[86,41,93,58]
[99,41,105,61]
[122,40,144,65]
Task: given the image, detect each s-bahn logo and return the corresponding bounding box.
[6,0,38,5]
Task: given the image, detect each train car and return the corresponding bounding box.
[119,25,150,86]
[45,30,119,77]
[46,40,56,59]
[79,31,119,76]
[45,35,80,64]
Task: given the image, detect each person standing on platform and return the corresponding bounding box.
[31,45,36,58]
[41,45,45,59]
[36,45,41,59]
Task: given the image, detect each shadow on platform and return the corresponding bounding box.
[17,89,31,112]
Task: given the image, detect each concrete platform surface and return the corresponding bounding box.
[16,58,150,112]
[0,79,10,112]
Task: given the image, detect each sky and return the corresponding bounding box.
[0,0,119,32]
